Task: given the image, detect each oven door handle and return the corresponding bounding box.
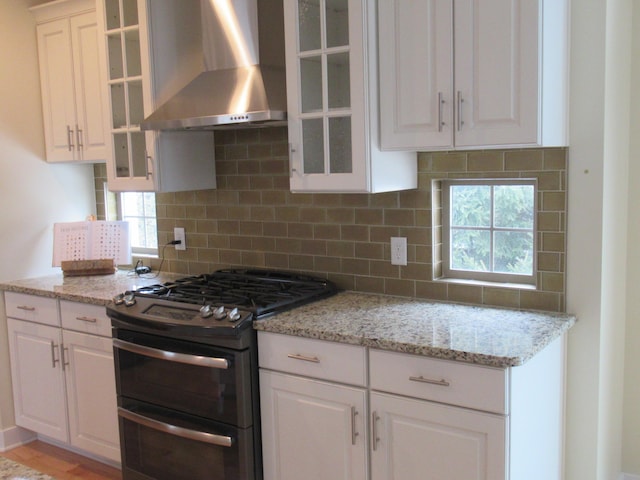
[118,407,234,448]
[113,338,229,369]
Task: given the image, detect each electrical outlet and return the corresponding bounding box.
[390,237,407,266]
[174,227,186,251]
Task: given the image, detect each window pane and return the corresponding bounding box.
[451,185,491,227]
[298,0,321,52]
[328,116,351,173]
[494,185,534,229]
[302,118,325,173]
[494,231,534,274]
[451,229,490,272]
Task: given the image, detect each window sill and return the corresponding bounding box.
[434,277,537,291]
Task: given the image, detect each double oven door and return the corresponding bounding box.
[112,327,259,480]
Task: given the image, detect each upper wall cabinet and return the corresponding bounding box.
[378,0,569,151]
[32,0,109,163]
[96,0,216,192]
[284,0,417,193]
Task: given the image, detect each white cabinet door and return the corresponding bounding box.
[6,319,68,442]
[370,391,507,480]
[69,11,108,162]
[454,0,539,147]
[260,370,367,480]
[378,0,453,150]
[35,7,108,163]
[284,0,416,193]
[63,329,120,463]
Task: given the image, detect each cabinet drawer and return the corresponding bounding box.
[60,300,111,337]
[370,349,508,414]
[4,292,59,326]
[258,332,366,387]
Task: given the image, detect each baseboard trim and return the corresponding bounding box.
[620,474,640,480]
[0,425,36,452]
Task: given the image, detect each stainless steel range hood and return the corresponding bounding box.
[140,0,286,131]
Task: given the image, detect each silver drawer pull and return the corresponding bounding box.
[17,305,36,311]
[118,408,234,448]
[409,375,451,387]
[76,316,98,323]
[287,353,320,363]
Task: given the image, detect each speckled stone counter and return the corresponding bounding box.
[254,291,576,368]
[0,270,181,306]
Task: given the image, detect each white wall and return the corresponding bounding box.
[566,0,632,479]
[622,2,640,476]
[0,0,95,444]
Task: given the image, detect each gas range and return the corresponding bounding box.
[107,268,338,339]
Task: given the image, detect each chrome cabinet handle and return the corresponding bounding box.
[75,316,98,323]
[351,406,359,445]
[372,411,380,451]
[17,305,36,311]
[61,344,69,371]
[457,91,464,131]
[50,341,59,368]
[409,375,451,387]
[76,125,83,149]
[145,151,153,180]
[438,92,444,132]
[113,338,229,369]
[67,125,74,151]
[118,407,234,448]
[287,353,320,363]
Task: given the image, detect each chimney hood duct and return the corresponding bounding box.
[140,0,287,131]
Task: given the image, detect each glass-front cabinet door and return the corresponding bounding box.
[101,0,155,191]
[285,0,369,192]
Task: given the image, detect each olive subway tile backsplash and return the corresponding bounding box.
[95,126,568,313]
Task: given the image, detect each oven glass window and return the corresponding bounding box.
[114,330,253,427]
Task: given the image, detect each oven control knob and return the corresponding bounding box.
[213,306,227,320]
[113,293,125,305]
[228,307,241,322]
[123,293,136,307]
[199,304,214,318]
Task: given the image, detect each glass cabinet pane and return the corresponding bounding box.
[122,0,139,27]
[300,56,322,113]
[124,30,141,77]
[302,118,325,174]
[104,0,120,30]
[114,133,130,177]
[298,0,321,51]
[131,132,147,177]
[326,0,349,48]
[128,81,144,126]
[107,34,124,80]
[328,117,352,173]
[110,84,126,128]
[327,52,350,109]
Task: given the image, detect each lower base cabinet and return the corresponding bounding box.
[5,293,120,464]
[258,331,565,480]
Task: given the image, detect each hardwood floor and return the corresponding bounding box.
[0,440,122,480]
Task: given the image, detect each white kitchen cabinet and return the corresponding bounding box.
[96,0,216,192]
[378,0,569,151]
[258,332,368,480]
[258,330,565,480]
[283,0,416,193]
[4,292,120,464]
[32,0,109,163]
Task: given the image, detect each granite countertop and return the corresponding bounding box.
[1,273,576,368]
[254,291,576,368]
[0,270,181,306]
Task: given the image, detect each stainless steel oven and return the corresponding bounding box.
[107,269,337,480]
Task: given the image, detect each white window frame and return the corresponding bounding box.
[441,178,537,286]
[104,185,158,256]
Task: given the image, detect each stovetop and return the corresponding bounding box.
[107,269,339,340]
